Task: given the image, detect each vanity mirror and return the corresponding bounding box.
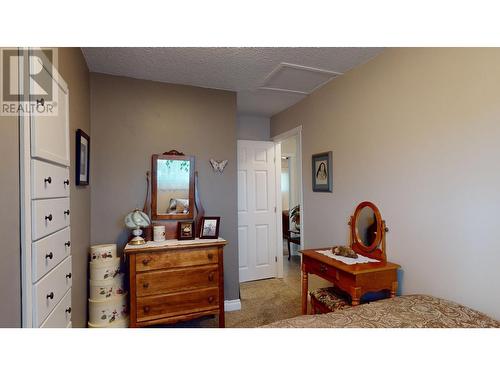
[349,201,388,261]
[151,151,195,220]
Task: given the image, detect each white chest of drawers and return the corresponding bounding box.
[20,48,72,328]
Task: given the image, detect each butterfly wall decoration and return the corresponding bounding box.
[210,159,228,174]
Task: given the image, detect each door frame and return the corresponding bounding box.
[272,126,304,273]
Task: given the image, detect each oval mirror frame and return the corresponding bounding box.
[351,201,383,254]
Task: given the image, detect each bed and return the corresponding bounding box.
[263,295,500,328]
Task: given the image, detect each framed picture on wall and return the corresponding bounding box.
[199,216,220,239]
[76,129,90,185]
[312,151,332,192]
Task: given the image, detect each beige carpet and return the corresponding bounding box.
[225,277,301,328]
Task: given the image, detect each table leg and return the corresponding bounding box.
[301,263,308,315]
[350,286,361,306]
[391,281,398,298]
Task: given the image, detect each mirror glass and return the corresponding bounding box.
[356,206,378,247]
[156,159,191,216]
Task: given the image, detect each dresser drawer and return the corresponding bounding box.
[137,265,219,297]
[31,160,70,199]
[136,247,218,272]
[32,227,71,282]
[32,197,70,240]
[137,287,219,322]
[33,256,72,326]
[40,288,72,328]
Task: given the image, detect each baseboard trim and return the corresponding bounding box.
[224,299,241,312]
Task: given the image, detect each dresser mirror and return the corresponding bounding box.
[350,201,387,261]
[151,151,195,220]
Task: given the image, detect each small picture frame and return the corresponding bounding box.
[312,151,333,192]
[199,217,220,239]
[177,221,195,240]
[76,129,90,186]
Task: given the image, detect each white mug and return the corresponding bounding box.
[153,225,166,242]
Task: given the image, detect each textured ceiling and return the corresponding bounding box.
[82,47,383,117]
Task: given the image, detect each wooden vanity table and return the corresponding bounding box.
[301,201,400,314]
[125,238,226,327]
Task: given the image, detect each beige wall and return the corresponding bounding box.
[237,114,270,140]
[90,73,239,300]
[57,48,91,328]
[0,114,21,327]
[271,48,500,319]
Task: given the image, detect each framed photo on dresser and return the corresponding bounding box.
[76,129,90,185]
[199,217,220,239]
[177,221,195,240]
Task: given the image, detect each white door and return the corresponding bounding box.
[238,140,277,282]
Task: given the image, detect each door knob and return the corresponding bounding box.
[45,214,53,221]
[44,177,52,184]
[64,179,70,186]
[46,292,54,299]
[65,307,72,314]
[65,241,71,247]
[45,252,53,260]
[65,272,72,279]
[64,210,70,216]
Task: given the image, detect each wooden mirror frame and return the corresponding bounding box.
[151,152,195,221]
[349,201,387,261]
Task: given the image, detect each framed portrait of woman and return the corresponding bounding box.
[312,151,332,192]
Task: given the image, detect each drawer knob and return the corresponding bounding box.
[64,179,70,186]
[208,272,214,282]
[142,282,149,289]
[66,272,72,279]
[45,252,53,260]
[142,258,150,266]
[64,209,70,216]
[45,214,53,221]
[320,265,328,273]
[65,241,71,247]
[207,253,214,260]
[65,307,72,314]
[36,98,45,106]
[44,176,52,184]
[46,292,54,300]
[208,296,215,303]
[143,306,150,313]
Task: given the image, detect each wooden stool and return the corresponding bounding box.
[309,287,351,315]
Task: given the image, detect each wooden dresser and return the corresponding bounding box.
[124,238,226,327]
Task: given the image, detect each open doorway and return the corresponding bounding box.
[273,127,304,280]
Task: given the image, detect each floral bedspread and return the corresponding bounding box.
[263,295,500,328]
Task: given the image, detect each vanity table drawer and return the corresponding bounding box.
[136,247,218,272]
[136,265,219,297]
[32,227,71,282]
[33,256,72,326]
[40,288,72,328]
[307,257,353,284]
[32,197,70,240]
[136,287,219,322]
[31,160,70,199]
